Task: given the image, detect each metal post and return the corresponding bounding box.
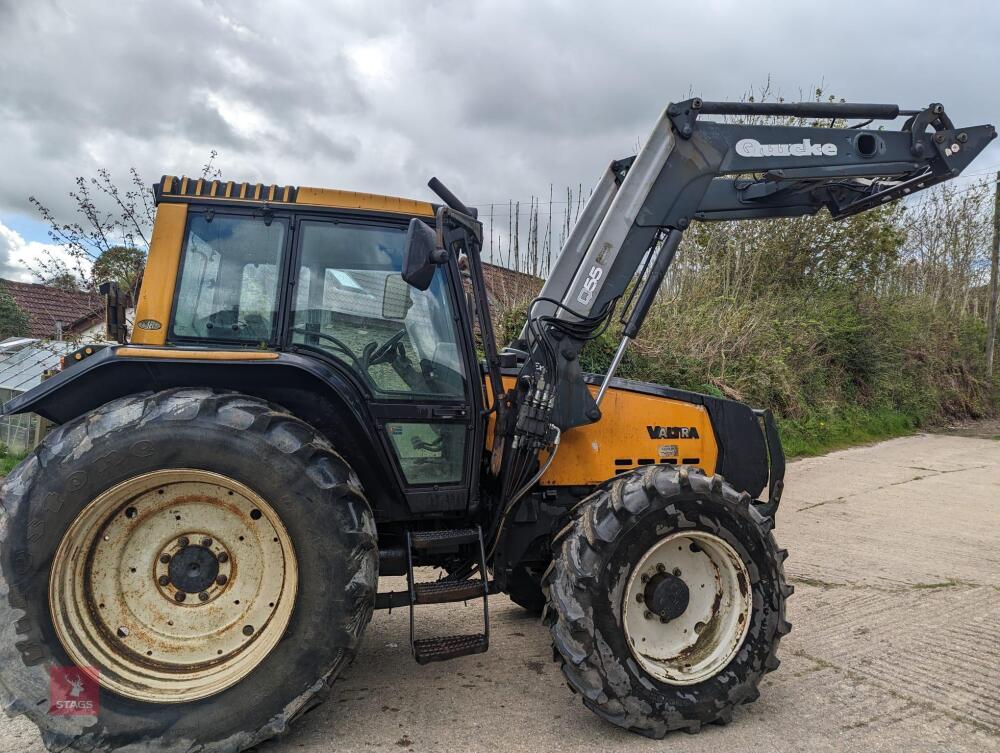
[986,170,999,376]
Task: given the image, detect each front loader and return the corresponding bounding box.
[0,98,993,751]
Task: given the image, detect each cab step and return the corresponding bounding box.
[413,633,488,664]
[406,526,490,663]
[414,578,484,604]
[410,528,481,549]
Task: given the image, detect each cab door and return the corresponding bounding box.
[284,214,479,514]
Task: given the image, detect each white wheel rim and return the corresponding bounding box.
[623,531,752,685]
[49,469,298,703]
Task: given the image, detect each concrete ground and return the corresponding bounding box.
[2,431,999,752]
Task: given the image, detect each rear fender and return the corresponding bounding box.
[2,347,405,520]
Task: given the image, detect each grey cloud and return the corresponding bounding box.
[0,0,997,233]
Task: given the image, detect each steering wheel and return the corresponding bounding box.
[289,327,366,372]
[366,329,408,367]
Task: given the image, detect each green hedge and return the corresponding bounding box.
[496,286,996,458]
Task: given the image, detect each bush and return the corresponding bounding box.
[487,176,997,458]
[0,445,25,477]
[490,284,996,458]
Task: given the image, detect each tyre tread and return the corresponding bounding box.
[0,389,377,753]
[542,464,790,738]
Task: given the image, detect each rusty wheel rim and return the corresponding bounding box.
[622,531,752,685]
[49,469,298,703]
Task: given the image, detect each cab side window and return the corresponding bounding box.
[172,214,286,343]
[290,220,467,400]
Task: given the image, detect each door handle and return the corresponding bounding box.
[432,406,468,419]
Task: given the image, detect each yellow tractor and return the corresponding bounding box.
[0,98,993,751]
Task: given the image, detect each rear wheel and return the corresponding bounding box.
[48,468,299,703]
[0,389,378,753]
[543,465,791,737]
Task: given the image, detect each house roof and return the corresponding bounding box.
[0,279,104,339]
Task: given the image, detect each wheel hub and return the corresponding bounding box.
[623,531,752,685]
[49,469,298,704]
[643,571,690,622]
[167,543,220,594]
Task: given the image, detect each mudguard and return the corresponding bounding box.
[2,346,407,520]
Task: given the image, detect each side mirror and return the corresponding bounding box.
[402,218,447,291]
[382,274,413,320]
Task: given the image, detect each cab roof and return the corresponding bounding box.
[154,175,435,217]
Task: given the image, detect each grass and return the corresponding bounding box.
[778,406,919,458]
[0,451,26,477]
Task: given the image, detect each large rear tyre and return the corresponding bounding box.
[543,465,791,737]
[0,389,378,753]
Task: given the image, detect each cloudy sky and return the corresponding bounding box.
[1,0,998,280]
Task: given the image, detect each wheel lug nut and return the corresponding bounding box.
[158,575,169,586]
[242,625,254,636]
[644,610,653,620]
[202,538,213,548]
[178,536,189,548]
[175,592,186,602]
[659,616,669,624]
[198,592,209,602]
[218,552,229,563]
[159,554,170,564]
[641,574,649,583]
[216,574,228,586]
[673,568,682,577]
[656,563,666,573]
[635,593,644,603]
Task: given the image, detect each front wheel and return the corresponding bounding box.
[0,389,378,753]
[505,564,547,615]
[543,465,791,737]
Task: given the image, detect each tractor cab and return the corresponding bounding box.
[143,182,474,488]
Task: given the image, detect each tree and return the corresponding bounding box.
[45,271,83,293]
[92,245,147,302]
[28,167,154,302]
[27,150,221,304]
[0,282,30,340]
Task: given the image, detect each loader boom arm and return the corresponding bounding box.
[514,99,995,432]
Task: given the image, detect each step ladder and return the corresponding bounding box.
[406,526,490,664]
